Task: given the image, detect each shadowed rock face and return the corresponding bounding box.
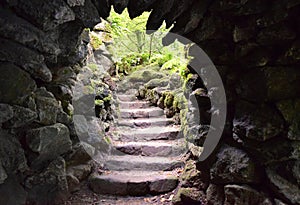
[0,0,299,204]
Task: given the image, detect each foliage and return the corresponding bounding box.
[90,31,103,50]
[107,8,191,79]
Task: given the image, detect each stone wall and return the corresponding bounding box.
[0,0,299,204]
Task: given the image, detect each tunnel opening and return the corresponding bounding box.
[0,1,299,205]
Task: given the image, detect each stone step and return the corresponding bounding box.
[112,139,187,157]
[119,101,151,109]
[117,94,137,102]
[89,171,179,196]
[117,117,174,128]
[103,155,184,171]
[119,107,164,119]
[111,126,182,142]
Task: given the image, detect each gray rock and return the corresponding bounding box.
[206,184,224,205]
[66,164,92,181]
[26,157,68,204]
[224,185,272,205]
[66,142,95,166]
[172,187,205,205]
[8,0,75,31]
[266,167,300,204]
[0,130,28,176]
[71,0,101,28]
[0,37,52,82]
[35,88,60,125]
[26,123,72,168]
[277,99,300,141]
[0,104,13,124]
[0,163,8,184]
[210,145,260,184]
[233,101,285,141]
[0,8,60,56]
[4,105,37,128]
[0,62,36,104]
[0,176,27,205]
[94,50,113,71]
[67,0,85,7]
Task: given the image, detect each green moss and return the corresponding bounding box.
[164,92,174,108]
[104,136,111,144]
[95,99,104,106]
[90,32,103,50]
[103,94,112,102]
[88,63,98,72]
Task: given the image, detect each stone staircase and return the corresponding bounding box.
[89,91,186,196]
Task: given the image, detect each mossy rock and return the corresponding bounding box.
[127,68,167,83]
[172,187,205,205]
[164,92,174,108]
[145,78,169,89]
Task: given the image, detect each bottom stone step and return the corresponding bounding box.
[89,171,178,196]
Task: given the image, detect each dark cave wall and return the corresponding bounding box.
[0,0,299,204]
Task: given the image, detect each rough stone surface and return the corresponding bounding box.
[224,185,273,205]
[25,157,69,205]
[0,62,36,104]
[210,145,260,184]
[26,123,72,168]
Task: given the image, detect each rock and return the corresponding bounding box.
[71,0,101,28]
[253,138,300,165]
[8,0,75,31]
[149,176,178,194]
[0,62,36,104]
[66,0,85,7]
[180,160,207,189]
[112,0,129,14]
[206,184,224,205]
[0,130,28,176]
[47,84,73,103]
[257,24,296,45]
[35,87,60,125]
[0,38,52,82]
[0,176,27,205]
[66,164,92,181]
[4,105,37,128]
[128,0,157,18]
[172,187,205,205]
[0,163,7,184]
[25,157,69,204]
[0,8,60,56]
[94,50,113,70]
[277,99,300,140]
[73,115,89,139]
[233,101,284,141]
[66,142,95,166]
[91,0,111,18]
[224,185,272,205]
[0,104,13,124]
[26,123,72,168]
[145,78,169,89]
[266,166,300,204]
[239,67,300,102]
[210,145,260,184]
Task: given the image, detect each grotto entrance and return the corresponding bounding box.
[68,9,214,204]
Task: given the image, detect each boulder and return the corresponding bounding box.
[210,145,261,184]
[26,123,72,168]
[224,185,272,205]
[35,88,60,125]
[0,62,36,104]
[0,176,27,205]
[277,99,300,140]
[25,157,69,204]
[172,187,205,205]
[3,105,37,128]
[0,38,52,82]
[206,184,224,205]
[233,101,284,141]
[0,104,13,124]
[0,130,28,179]
[266,166,300,204]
